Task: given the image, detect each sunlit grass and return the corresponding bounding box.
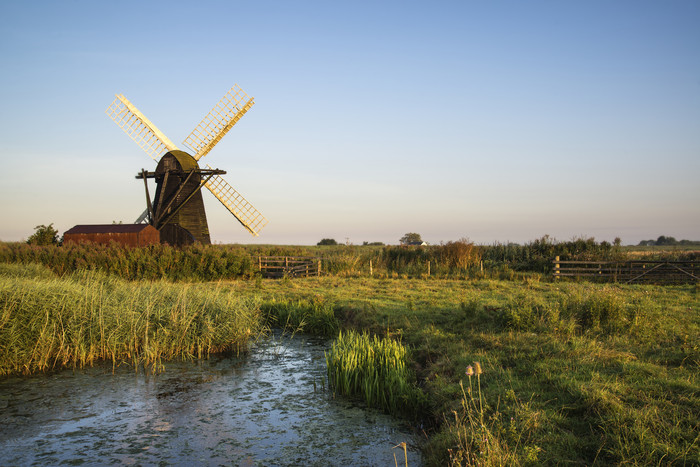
[0,263,263,375]
[228,275,699,465]
[1,259,698,465]
[325,329,426,417]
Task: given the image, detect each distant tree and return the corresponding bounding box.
[27,223,59,246]
[362,241,385,246]
[317,238,338,246]
[400,232,423,245]
[656,235,678,246]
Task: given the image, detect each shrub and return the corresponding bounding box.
[26,224,59,246]
[317,238,338,246]
[438,238,481,270]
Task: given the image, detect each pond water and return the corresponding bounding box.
[0,333,422,466]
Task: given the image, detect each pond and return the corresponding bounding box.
[0,332,422,466]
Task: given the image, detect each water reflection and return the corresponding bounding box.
[0,333,422,466]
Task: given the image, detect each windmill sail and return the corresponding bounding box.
[182,84,254,161]
[106,94,178,161]
[107,86,267,239]
[203,164,268,236]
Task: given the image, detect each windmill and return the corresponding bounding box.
[105,85,267,245]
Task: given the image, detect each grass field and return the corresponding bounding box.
[225,275,699,465]
[1,260,698,465]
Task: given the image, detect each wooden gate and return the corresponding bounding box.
[552,257,699,284]
[258,256,321,278]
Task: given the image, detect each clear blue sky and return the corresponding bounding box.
[1,1,698,245]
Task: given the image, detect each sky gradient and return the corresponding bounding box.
[1,1,698,245]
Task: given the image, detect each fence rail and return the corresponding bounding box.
[258,256,321,278]
[552,256,699,284]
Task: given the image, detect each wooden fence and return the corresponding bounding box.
[258,256,321,279]
[552,256,699,284]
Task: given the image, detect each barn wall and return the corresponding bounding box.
[64,230,160,247]
[136,228,161,246]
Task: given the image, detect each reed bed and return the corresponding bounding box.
[325,330,426,417]
[0,242,257,281]
[0,263,263,375]
[5,236,693,281]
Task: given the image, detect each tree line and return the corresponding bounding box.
[637,235,700,246]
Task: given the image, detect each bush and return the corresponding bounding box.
[317,238,338,246]
[437,238,480,270]
[26,224,59,246]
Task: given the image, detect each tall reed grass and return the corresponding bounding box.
[4,235,680,280]
[0,242,257,281]
[479,235,629,272]
[325,330,426,418]
[0,263,263,375]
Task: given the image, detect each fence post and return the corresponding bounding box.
[369,260,373,276]
[317,258,321,276]
[258,256,262,272]
[427,260,431,277]
[554,256,560,280]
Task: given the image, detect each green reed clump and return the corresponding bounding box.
[325,330,426,418]
[0,264,263,375]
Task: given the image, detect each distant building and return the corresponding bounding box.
[407,241,428,246]
[63,224,160,247]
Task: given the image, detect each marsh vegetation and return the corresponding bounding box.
[1,240,698,465]
[0,263,262,375]
[227,275,699,465]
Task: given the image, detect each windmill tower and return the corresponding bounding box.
[105,85,267,245]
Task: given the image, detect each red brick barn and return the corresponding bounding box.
[63,224,160,247]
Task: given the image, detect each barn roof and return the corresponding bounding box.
[64,224,155,235]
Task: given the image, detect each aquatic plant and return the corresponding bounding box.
[325,330,426,418]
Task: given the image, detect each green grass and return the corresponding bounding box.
[2,261,698,465]
[226,275,699,465]
[260,296,339,337]
[0,263,263,374]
